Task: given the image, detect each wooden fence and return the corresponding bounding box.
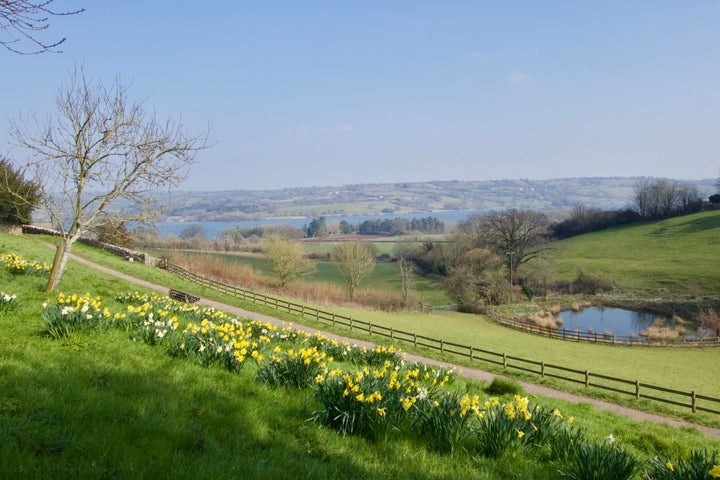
[496,316,719,346]
[165,262,720,417]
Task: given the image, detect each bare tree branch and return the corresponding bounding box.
[1,0,84,54]
[10,65,210,290]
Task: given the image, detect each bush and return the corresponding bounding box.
[572,268,613,294]
[485,377,523,396]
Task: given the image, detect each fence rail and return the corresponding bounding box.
[495,315,719,346]
[165,262,720,417]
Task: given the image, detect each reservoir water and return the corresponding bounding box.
[155,209,484,239]
[558,306,706,339]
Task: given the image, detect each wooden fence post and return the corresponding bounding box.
[635,380,640,399]
[503,353,507,368]
[391,328,394,340]
[691,391,696,413]
[585,371,589,388]
[541,362,545,377]
[470,346,474,361]
[369,322,372,336]
[440,339,444,353]
[413,333,417,347]
[332,313,335,325]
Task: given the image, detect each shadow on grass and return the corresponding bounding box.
[0,336,454,479]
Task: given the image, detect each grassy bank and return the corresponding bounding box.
[552,210,720,296]
[1,234,719,479]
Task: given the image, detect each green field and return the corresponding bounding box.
[1,232,719,478]
[551,210,720,295]
[179,249,452,306]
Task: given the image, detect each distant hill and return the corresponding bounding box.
[157,177,715,222]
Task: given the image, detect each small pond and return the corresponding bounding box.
[558,307,705,340]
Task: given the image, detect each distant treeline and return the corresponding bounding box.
[305,215,445,238]
[550,178,713,239]
[356,216,445,235]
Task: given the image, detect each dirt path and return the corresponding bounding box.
[70,252,720,440]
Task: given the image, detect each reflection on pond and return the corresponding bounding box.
[558,306,705,340]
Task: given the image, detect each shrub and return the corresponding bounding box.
[485,377,523,396]
[572,267,613,294]
[699,309,720,339]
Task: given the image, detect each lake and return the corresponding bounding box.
[558,306,706,339]
[155,210,484,239]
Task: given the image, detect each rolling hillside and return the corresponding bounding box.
[553,209,720,295]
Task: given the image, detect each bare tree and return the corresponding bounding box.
[632,178,703,218]
[331,242,376,300]
[458,209,549,283]
[10,66,209,291]
[394,242,415,306]
[264,234,314,288]
[1,0,84,54]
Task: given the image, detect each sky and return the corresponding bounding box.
[1,1,719,191]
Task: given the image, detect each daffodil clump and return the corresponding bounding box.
[168,316,268,373]
[0,291,17,312]
[41,293,113,338]
[475,396,570,459]
[646,449,720,479]
[0,252,51,276]
[257,345,331,388]
[312,360,457,440]
[33,287,718,478]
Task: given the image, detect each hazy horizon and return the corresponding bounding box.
[2,2,719,191]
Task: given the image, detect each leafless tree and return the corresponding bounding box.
[1,0,84,54]
[394,242,415,306]
[458,209,550,283]
[631,178,703,218]
[10,66,210,291]
[331,242,376,300]
[264,234,315,288]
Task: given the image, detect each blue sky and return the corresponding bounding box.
[2,1,719,190]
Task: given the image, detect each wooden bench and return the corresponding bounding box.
[169,289,200,303]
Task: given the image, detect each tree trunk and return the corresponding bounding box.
[46,240,74,292]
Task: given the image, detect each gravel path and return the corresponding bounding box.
[71,252,720,440]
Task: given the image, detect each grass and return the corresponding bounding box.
[552,210,720,295]
[14,230,720,424]
[171,249,452,306]
[13,233,720,415]
[2,234,719,479]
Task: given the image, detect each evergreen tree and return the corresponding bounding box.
[0,157,41,225]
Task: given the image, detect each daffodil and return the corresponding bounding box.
[709,465,720,478]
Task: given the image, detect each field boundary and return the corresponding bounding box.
[164,261,720,418]
[494,316,718,346]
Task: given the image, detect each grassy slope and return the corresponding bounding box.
[1,233,719,479]
[552,210,720,295]
[2,233,719,480]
